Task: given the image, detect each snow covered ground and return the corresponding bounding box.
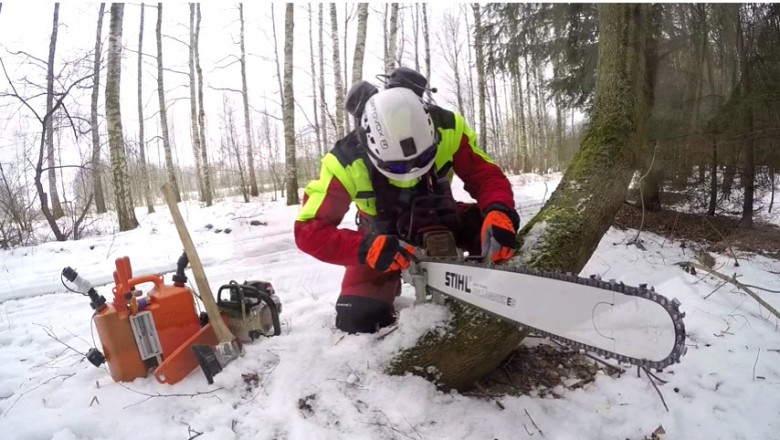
[0,174,778,440]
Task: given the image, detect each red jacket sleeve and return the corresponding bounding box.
[451,134,516,214]
[294,177,365,266]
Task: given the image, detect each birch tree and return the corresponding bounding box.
[352,4,369,87]
[385,3,399,72]
[46,4,64,219]
[388,3,651,390]
[239,4,258,197]
[106,3,139,231]
[330,4,345,137]
[284,3,299,205]
[156,3,180,202]
[90,3,106,214]
[318,4,328,149]
[422,4,431,97]
[472,4,488,151]
[308,5,322,156]
[188,4,205,201]
[137,4,154,213]
[195,4,212,206]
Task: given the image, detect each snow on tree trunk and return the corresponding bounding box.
[46,4,64,219]
[156,3,180,203]
[106,3,139,232]
[284,3,299,206]
[91,3,107,214]
[387,3,650,391]
[138,3,154,214]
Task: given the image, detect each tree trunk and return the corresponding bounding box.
[736,7,753,228]
[472,4,487,151]
[422,4,431,88]
[46,3,64,219]
[195,4,212,207]
[284,3,299,206]
[387,3,649,391]
[188,4,205,201]
[318,4,328,152]
[343,4,350,134]
[107,3,139,231]
[769,163,775,214]
[330,4,345,137]
[385,3,399,72]
[413,4,420,71]
[352,3,369,86]
[239,4,258,197]
[308,5,322,158]
[91,3,107,214]
[156,3,180,202]
[138,3,154,214]
[708,138,718,216]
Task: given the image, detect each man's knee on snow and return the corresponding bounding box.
[335,295,395,334]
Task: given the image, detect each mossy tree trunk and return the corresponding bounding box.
[387,3,650,391]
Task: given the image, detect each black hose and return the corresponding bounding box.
[172,251,189,286]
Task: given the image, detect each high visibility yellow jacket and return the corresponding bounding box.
[294,105,516,266]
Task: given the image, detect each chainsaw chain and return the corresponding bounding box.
[420,259,688,372]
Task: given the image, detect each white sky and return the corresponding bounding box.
[0,1,470,185]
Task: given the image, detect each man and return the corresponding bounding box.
[294,68,519,334]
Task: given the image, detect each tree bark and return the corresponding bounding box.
[107,3,139,231]
[238,4,258,197]
[472,4,487,152]
[385,3,399,72]
[138,3,154,214]
[330,4,345,137]
[351,3,369,86]
[195,4,212,207]
[387,3,649,391]
[736,6,754,228]
[318,4,328,151]
[91,3,107,214]
[308,5,322,157]
[284,3,299,206]
[708,138,718,216]
[156,3,180,202]
[46,3,64,219]
[188,4,205,201]
[422,4,431,88]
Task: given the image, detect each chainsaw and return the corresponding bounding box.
[397,200,687,372]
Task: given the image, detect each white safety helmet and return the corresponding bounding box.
[359,87,439,182]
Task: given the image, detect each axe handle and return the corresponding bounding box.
[161,183,235,343]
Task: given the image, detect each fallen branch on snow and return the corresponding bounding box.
[679,262,780,321]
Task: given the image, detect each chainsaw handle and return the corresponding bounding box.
[240,284,282,337]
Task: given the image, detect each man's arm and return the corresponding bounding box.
[450,117,519,227]
[294,159,366,266]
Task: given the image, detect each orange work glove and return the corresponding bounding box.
[481,209,517,264]
[358,235,417,272]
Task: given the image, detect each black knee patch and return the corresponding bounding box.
[335,296,395,334]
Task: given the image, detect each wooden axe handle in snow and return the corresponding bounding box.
[161,183,235,343]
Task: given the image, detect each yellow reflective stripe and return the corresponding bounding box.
[296,159,337,222]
